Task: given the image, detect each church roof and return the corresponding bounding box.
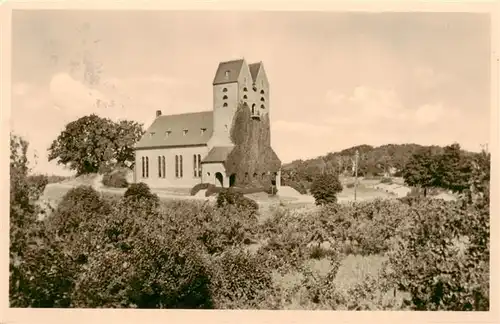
[202,146,234,163]
[135,111,213,149]
[212,59,245,85]
[248,62,262,82]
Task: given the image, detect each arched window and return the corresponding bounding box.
[145,157,149,178]
[251,104,256,115]
[179,155,183,178]
[158,156,162,178]
[162,156,166,178]
[261,104,265,109]
[222,88,228,92]
[260,97,265,102]
[223,95,228,100]
[197,154,202,177]
[223,103,228,107]
[141,157,145,178]
[243,95,248,99]
[260,90,265,94]
[243,87,248,92]
[175,155,179,178]
[253,172,257,178]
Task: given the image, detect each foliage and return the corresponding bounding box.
[102,168,129,188]
[48,114,144,175]
[216,188,259,214]
[402,147,440,196]
[437,143,473,194]
[190,183,210,196]
[380,177,393,184]
[285,180,308,195]
[225,102,281,187]
[310,173,343,205]
[209,248,273,309]
[385,198,489,310]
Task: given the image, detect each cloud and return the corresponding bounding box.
[413,66,451,90]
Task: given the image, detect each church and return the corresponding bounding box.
[133,59,282,189]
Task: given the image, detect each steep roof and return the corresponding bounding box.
[248,62,262,82]
[202,146,234,163]
[212,59,245,85]
[135,111,213,149]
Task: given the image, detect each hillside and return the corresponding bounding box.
[282,143,476,179]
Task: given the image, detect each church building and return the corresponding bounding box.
[133,59,282,189]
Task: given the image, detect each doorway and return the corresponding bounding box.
[215,172,224,187]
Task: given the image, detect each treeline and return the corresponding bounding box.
[281,143,487,194]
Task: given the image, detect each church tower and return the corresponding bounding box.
[209,59,270,147]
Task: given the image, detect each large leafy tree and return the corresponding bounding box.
[48,114,144,175]
[402,147,440,197]
[437,143,473,194]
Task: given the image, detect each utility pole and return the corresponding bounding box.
[354,150,359,202]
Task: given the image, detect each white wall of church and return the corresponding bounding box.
[201,162,229,187]
[134,145,209,188]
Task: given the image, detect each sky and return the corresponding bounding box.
[10,10,492,176]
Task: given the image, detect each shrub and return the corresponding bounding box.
[310,174,343,205]
[124,182,158,202]
[190,183,210,196]
[385,199,490,310]
[209,248,273,309]
[216,188,259,213]
[102,169,129,188]
[287,180,307,195]
[205,184,221,197]
[380,177,392,184]
[26,174,49,199]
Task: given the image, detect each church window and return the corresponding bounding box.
[243,87,248,92]
[260,90,265,94]
[225,70,230,79]
[162,156,166,178]
[183,129,188,136]
[200,128,206,135]
[145,157,149,178]
[260,97,265,102]
[223,95,228,100]
[251,104,256,115]
[253,172,257,178]
[193,154,202,177]
[158,156,162,178]
[175,155,179,178]
[165,130,171,138]
[261,104,265,109]
[179,155,183,178]
[150,132,155,138]
[223,103,228,107]
[141,157,145,178]
[224,124,228,131]
[243,95,248,99]
[158,156,166,178]
[222,88,228,92]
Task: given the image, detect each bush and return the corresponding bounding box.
[102,169,129,188]
[385,199,490,310]
[310,174,343,205]
[26,174,49,199]
[380,177,392,184]
[191,183,210,196]
[286,180,308,195]
[209,248,273,309]
[216,188,259,214]
[205,184,221,197]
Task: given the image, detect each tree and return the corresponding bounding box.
[310,173,343,205]
[402,147,440,197]
[437,143,473,194]
[48,114,144,175]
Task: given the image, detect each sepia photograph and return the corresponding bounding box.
[2,1,497,319]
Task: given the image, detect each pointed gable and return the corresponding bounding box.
[212,59,245,85]
[248,62,262,82]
